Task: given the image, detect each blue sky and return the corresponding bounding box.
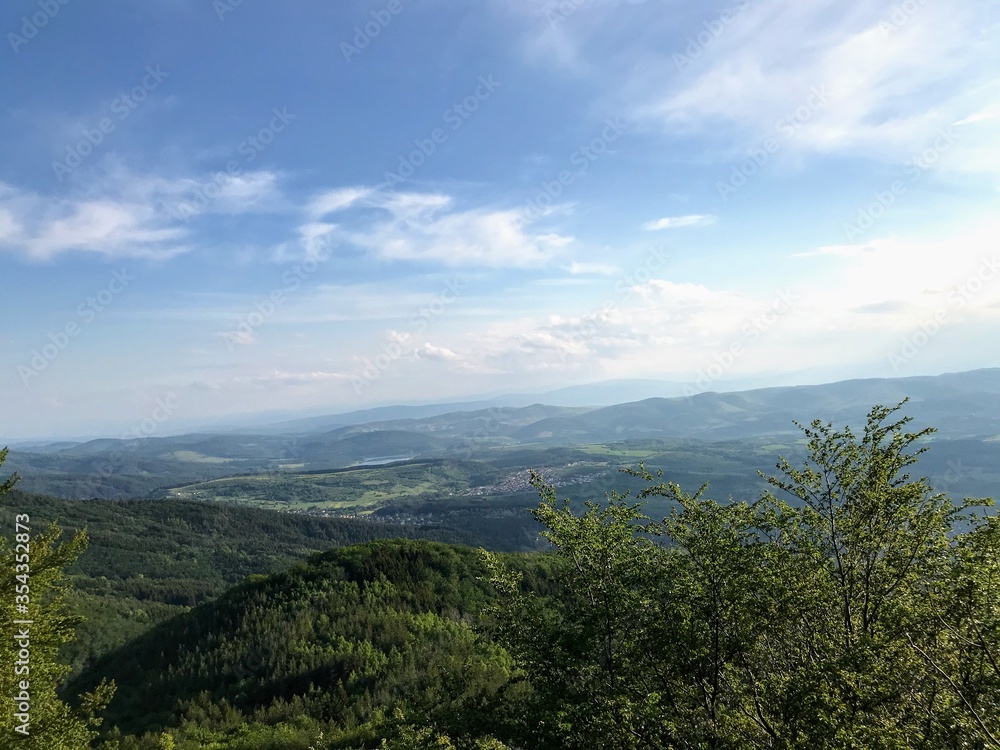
[1,0,999,439]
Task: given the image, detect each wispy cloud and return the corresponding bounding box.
[303,187,574,268]
[636,0,1000,166]
[417,343,462,362]
[306,186,373,219]
[0,165,285,261]
[794,223,1000,313]
[516,0,1000,172]
[792,244,872,259]
[642,214,716,231]
[230,369,354,388]
[0,182,188,261]
[567,261,620,275]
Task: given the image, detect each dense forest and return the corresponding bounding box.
[0,490,498,684]
[2,402,1000,748]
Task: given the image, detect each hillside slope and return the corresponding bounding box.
[0,492,485,679]
[69,539,551,747]
[515,369,1000,442]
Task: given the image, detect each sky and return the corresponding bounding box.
[1,0,999,439]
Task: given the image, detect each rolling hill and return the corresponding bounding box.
[5,369,1000,502]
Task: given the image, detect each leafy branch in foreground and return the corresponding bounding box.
[486,402,999,749]
[1,448,115,749]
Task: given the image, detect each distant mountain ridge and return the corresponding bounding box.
[512,369,1000,442]
[261,368,1000,444]
[5,369,999,499]
[12,368,1000,451]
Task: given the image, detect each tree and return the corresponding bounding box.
[756,400,983,748]
[485,470,787,749]
[909,512,1000,747]
[1,447,115,748]
[486,402,999,749]
[0,446,18,496]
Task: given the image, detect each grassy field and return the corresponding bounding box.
[165,443,777,516]
[576,443,665,458]
[169,450,237,464]
[168,460,493,513]
[163,436,995,521]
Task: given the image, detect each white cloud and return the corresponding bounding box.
[0,166,285,260]
[0,182,189,260]
[954,112,998,127]
[638,0,1000,167]
[306,186,373,219]
[794,223,1000,314]
[219,328,257,347]
[0,207,23,242]
[642,214,716,231]
[396,278,771,378]
[309,188,574,268]
[97,163,283,217]
[370,214,1000,384]
[567,261,620,275]
[515,0,1000,173]
[417,343,462,362]
[206,172,282,214]
[271,220,338,262]
[230,369,353,388]
[793,244,873,259]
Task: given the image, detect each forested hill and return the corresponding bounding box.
[6,403,1000,748]
[8,368,1000,502]
[513,367,1000,442]
[51,403,1000,749]
[0,491,490,679]
[68,539,555,747]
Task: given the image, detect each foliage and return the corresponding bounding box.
[69,539,553,748]
[485,402,1000,748]
[0,447,115,748]
[0,491,487,678]
[7,401,1000,748]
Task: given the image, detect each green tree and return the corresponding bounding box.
[0,446,18,496]
[908,512,1000,747]
[486,402,999,749]
[485,469,788,748]
[1,447,115,748]
[756,401,981,748]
